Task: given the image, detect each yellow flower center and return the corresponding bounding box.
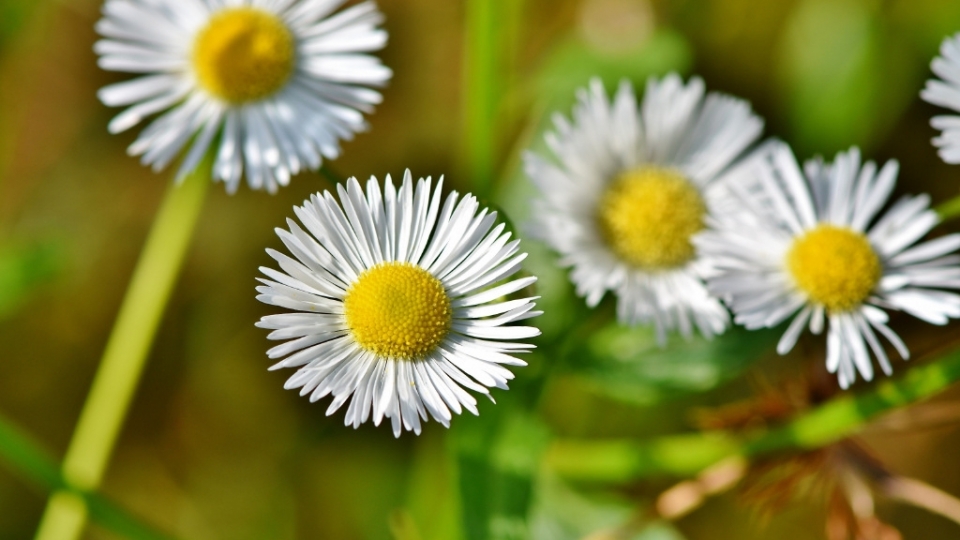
[786,225,882,312]
[192,7,295,104]
[343,262,452,360]
[597,167,706,269]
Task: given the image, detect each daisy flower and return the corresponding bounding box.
[697,143,960,388]
[95,0,391,193]
[922,33,960,164]
[256,171,541,436]
[524,74,764,342]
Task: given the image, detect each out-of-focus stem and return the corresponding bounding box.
[34,167,209,540]
[935,194,960,222]
[461,0,512,199]
[547,348,960,481]
[882,476,960,526]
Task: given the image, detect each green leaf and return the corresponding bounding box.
[569,325,780,406]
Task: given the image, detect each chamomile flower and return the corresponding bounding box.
[256,171,541,436]
[922,33,960,164]
[524,74,764,342]
[698,143,960,388]
[95,0,391,193]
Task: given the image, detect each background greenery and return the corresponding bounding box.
[3,0,960,538]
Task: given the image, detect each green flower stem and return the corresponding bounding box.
[936,194,960,223]
[546,348,960,482]
[34,167,209,540]
[0,412,175,540]
[461,0,506,199]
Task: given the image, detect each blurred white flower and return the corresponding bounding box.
[525,74,763,343]
[922,33,960,164]
[698,143,960,388]
[256,172,541,436]
[96,0,391,193]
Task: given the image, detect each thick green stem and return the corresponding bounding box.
[34,168,209,540]
[547,349,960,481]
[461,0,507,199]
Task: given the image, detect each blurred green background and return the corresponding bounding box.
[4,0,960,538]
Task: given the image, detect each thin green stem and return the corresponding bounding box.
[547,348,960,481]
[935,194,960,223]
[0,412,175,540]
[34,167,209,540]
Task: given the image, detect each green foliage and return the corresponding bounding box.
[534,29,692,110]
[549,346,960,482]
[454,406,552,540]
[530,474,686,540]
[568,324,780,406]
[0,240,62,319]
[777,0,915,155]
[0,0,37,45]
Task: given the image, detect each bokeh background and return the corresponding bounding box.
[4,0,960,538]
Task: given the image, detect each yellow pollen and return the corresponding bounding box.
[597,167,706,269]
[192,7,295,103]
[786,225,882,312]
[343,262,452,360]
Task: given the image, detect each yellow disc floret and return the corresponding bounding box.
[343,262,452,360]
[193,7,295,104]
[597,167,706,269]
[786,225,882,312]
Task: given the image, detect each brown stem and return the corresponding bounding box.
[881,476,960,527]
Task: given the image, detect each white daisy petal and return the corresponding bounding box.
[839,312,873,383]
[853,311,892,376]
[703,145,960,387]
[888,234,960,267]
[776,305,812,355]
[257,174,540,436]
[96,0,390,192]
[98,74,182,107]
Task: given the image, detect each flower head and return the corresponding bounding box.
[698,143,960,388]
[524,74,764,343]
[256,172,541,436]
[96,0,392,193]
[922,33,960,164]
